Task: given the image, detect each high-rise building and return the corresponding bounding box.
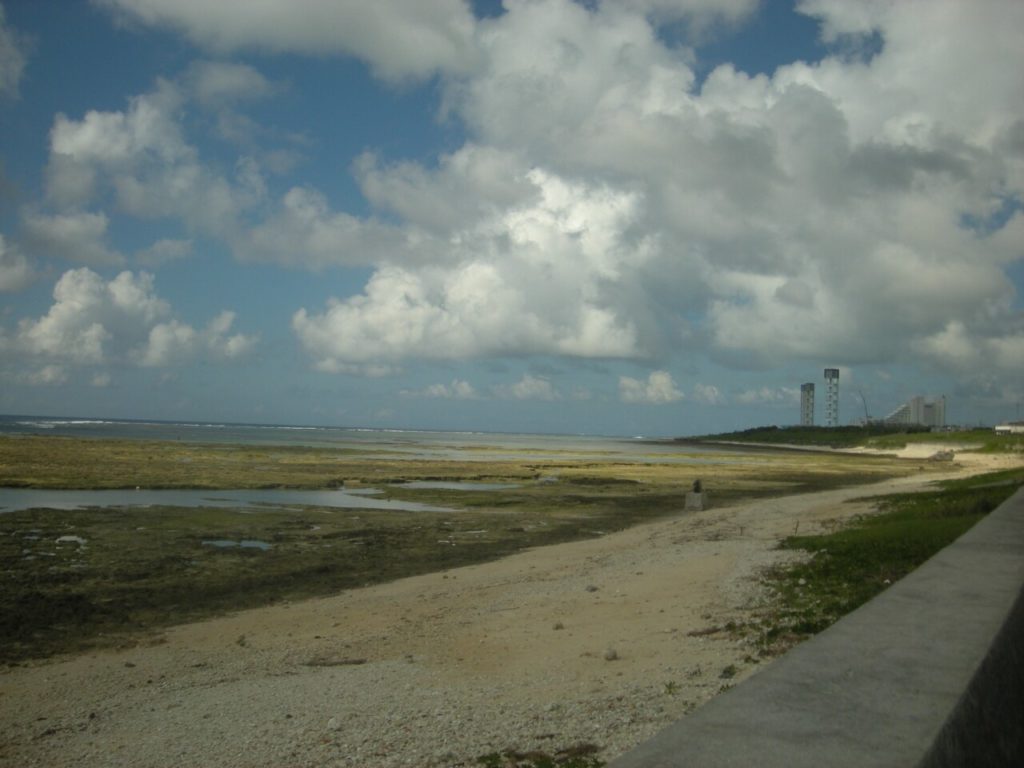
[884,395,946,428]
[824,368,840,427]
[800,383,815,426]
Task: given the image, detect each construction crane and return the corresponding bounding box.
[857,388,871,425]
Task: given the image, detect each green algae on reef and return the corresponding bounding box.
[0,497,681,661]
[0,434,928,662]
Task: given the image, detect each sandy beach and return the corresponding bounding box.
[1,448,1019,768]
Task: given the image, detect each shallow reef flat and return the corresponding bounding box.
[0,434,931,661]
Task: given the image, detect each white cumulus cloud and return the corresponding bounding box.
[406,379,479,400]
[42,78,263,241]
[601,0,758,40]
[185,60,277,107]
[22,210,124,266]
[619,371,684,404]
[920,320,1024,375]
[25,0,1024,401]
[433,0,1024,379]
[735,386,799,406]
[96,0,478,82]
[243,186,403,269]
[692,383,725,405]
[8,268,257,369]
[0,234,36,292]
[135,238,193,267]
[292,168,652,371]
[24,364,68,387]
[204,311,259,361]
[0,3,28,98]
[493,373,560,401]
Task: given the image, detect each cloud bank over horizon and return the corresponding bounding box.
[1,0,1022,431]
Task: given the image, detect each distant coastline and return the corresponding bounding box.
[0,413,648,443]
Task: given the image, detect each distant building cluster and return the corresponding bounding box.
[799,368,841,427]
[883,395,947,428]
[798,369,947,429]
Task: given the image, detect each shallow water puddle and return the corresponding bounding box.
[397,481,522,491]
[202,539,273,550]
[0,488,452,513]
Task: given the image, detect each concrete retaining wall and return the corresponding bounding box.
[609,487,1024,768]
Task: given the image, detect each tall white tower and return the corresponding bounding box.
[800,383,815,426]
[824,368,840,427]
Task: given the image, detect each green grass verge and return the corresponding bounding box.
[687,425,1024,453]
[687,424,933,448]
[864,429,1024,453]
[749,469,1024,653]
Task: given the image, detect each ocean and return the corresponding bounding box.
[0,415,730,514]
[0,414,708,462]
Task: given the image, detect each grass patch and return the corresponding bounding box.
[477,744,604,768]
[687,424,933,449]
[749,469,1024,653]
[687,425,1024,454]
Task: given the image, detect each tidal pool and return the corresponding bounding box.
[0,488,452,513]
[202,539,273,550]
[397,481,522,491]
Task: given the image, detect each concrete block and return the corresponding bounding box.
[685,491,708,511]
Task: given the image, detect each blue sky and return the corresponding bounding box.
[1,0,1022,436]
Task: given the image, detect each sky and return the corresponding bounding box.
[0,0,1022,437]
